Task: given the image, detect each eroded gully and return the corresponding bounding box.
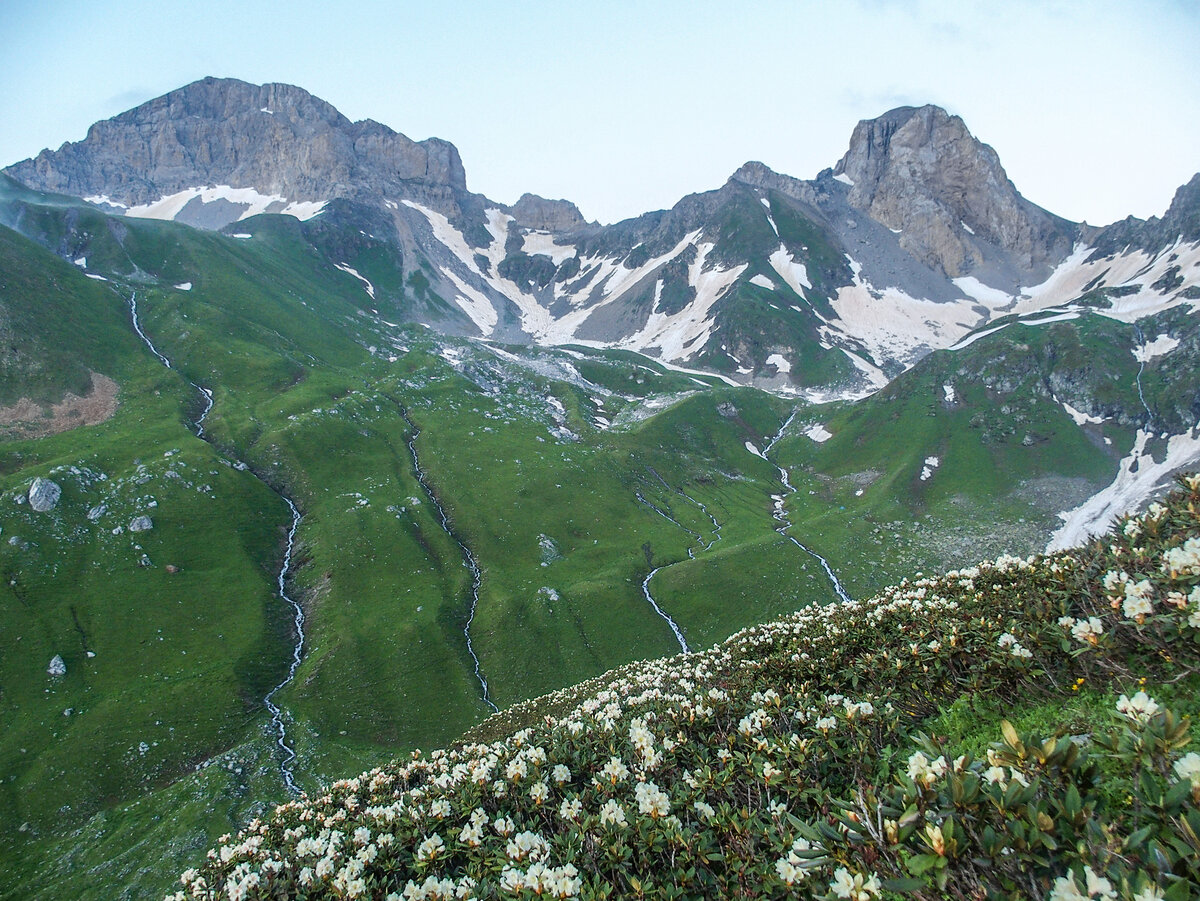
[397,407,498,713]
[128,291,307,794]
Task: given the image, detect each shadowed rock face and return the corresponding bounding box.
[5,77,467,209]
[834,105,1076,278]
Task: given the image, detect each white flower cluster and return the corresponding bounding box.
[1058,615,1104,644]
[906,751,948,787]
[1162,536,1200,578]
[997,632,1033,658]
[1048,865,1117,901]
[1116,691,1161,724]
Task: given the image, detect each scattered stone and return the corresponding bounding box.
[29,478,62,512]
[47,655,66,676]
[165,564,179,574]
[87,504,107,521]
[129,515,154,532]
[63,708,73,717]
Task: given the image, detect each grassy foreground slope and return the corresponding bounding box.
[179,478,1200,900]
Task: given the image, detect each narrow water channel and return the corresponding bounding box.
[397,408,498,713]
[764,410,854,604]
[127,290,307,793]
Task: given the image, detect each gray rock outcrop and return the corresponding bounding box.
[47,655,66,676]
[129,515,153,532]
[833,105,1076,279]
[28,477,62,512]
[508,193,587,232]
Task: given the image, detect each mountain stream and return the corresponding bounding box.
[397,408,498,713]
[128,291,307,793]
[763,410,853,604]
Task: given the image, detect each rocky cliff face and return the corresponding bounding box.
[834,105,1076,279]
[5,77,468,213]
[507,194,587,232]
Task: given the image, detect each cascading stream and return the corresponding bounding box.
[262,498,304,794]
[127,290,307,793]
[398,408,498,713]
[1133,324,1155,428]
[763,409,854,605]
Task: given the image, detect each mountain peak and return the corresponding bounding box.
[832,104,1075,278]
[5,77,468,217]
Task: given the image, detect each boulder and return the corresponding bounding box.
[28,478,62,512]
[129,515,154,532]
[47,655,66,676]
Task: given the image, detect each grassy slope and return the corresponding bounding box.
[178,480,1200,900]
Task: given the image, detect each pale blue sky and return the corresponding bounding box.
[1,0,1197,226]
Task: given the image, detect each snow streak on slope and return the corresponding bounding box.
[768,245,811,299]
[335,263,376,300]
[1047,428,1200,551]
[618,242,746,361]
[121,185,326,222]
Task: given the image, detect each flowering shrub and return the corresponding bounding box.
[173,476,1200,900]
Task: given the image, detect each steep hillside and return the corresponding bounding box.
[170,477,1200,900]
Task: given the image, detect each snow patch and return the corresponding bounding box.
[173,282,192,291]
[83,194,127,209]
[1061,401,1105,426]
[1133,334,1180,362]
[1047,428,1200,551]
[73,257,86,268]
[231,233,252,239]
[124,185,326,223]
[961,221,975,235]
[833,172,854,186]
[521,231,577,265]
[768,245,811,299]
[942,384,956,404]
[920,455,940,481]
[744,441,765,459]
[952,276,1013,308]
[749,273,775,290]
[85,273,107,281]
[765,353,791,373]
[804,424,832,443]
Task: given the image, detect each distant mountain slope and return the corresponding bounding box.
[6,79,1199,396]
